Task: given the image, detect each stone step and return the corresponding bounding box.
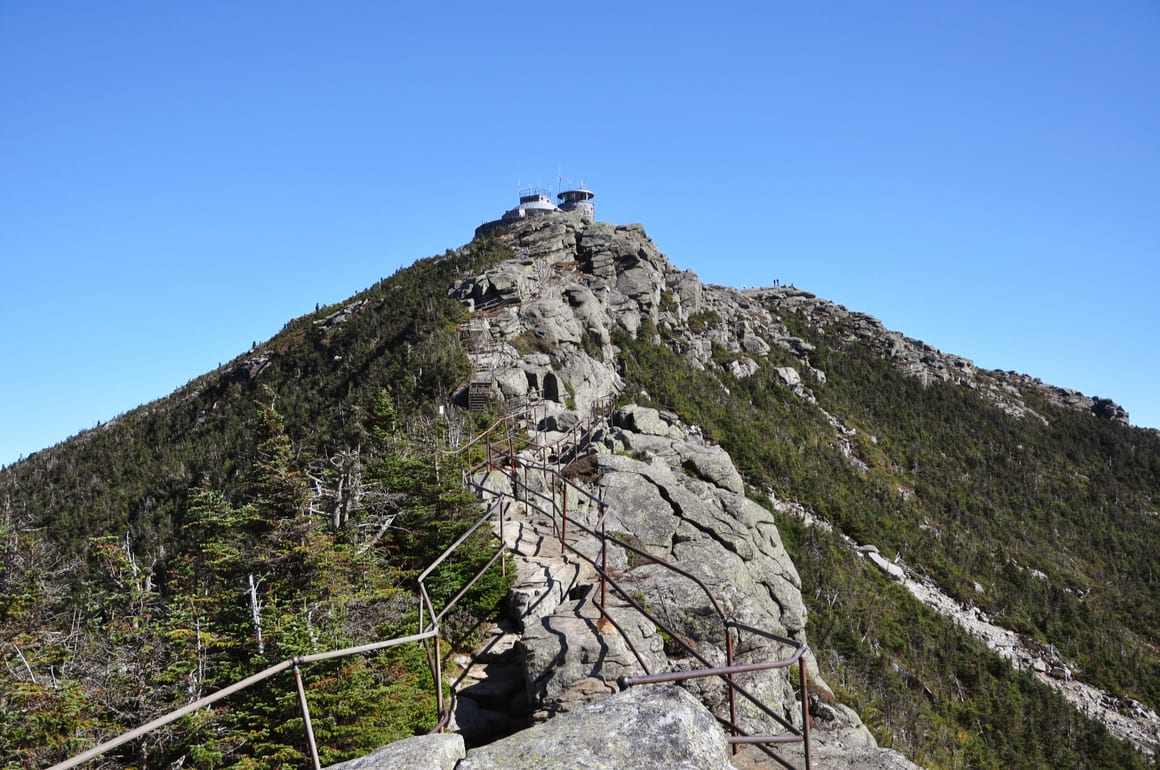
[506,553,586,628]
[492,497,604,630]
[521,593,667,722]
[448,623,530,748]
[455,661,524,708]
[472,623,521,664]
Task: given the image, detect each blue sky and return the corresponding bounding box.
[2,2,1158,467]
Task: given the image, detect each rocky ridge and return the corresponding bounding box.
[449,212,1126,429]
[336,209,1138,767]
[431,211,918,766]
[741,286,1128,425]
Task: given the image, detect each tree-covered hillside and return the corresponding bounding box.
[615,306,1160,768]
[0,236,515,769]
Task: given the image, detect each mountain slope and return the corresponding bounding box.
[2,210,1158,769]
[0,236,518,768]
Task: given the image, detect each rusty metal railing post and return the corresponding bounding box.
[434,633,445,721]
[551,476,560,533]
[599,504,608,610]
[293,661,322,770]
[500,499,507,578]
[800,658,812,770]
[507,418,515,470]
[726,621,738,750]
[561,481,568,555]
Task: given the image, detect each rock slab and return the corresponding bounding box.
[457,684,738,770]
[323,733,465,770]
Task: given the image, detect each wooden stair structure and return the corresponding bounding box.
[462,315,500,414]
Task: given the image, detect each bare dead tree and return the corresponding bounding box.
[247,573,264,655]
[306,447,407,544]
[306,448,369,531]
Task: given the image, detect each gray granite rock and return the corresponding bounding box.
[323,733,464,770]
[520,593,666,719]
[457,685,738,770]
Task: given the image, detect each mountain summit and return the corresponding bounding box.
[453,207,1128,428]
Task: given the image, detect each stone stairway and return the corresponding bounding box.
[447,468,596,746]
[440,432,926,769]
[446,619,526,746]
[448,451,668,745]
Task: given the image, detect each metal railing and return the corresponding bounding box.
[465,408,812,769]
[45,631,437,770]
[416,494,512,729]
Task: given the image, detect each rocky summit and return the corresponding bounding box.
[449,210,1126,427]
[327,210,925,767]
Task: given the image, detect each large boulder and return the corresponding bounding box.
[514,218,579,265]
[457,685,738,770]
[551,348,621,411]
[774,366,801,387]
[563,284,611,347]
[323,734,464,770]
[574,222,668,317]
[591,449,806,733]
[521,296,583,347]
[612,404,684,439]
[670,269,704,319]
